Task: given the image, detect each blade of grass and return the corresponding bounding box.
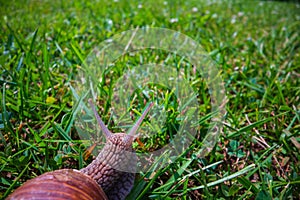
[3,162,30,198]
[227,111,289,138]
[184,164,256,192]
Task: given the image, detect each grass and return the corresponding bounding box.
[1,0,300,199]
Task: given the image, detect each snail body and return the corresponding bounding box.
[7,101,153,200]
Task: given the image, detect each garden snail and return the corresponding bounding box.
[7,100,153,200]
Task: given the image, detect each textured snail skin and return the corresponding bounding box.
[80,133,137,200]
[6,169,108,200]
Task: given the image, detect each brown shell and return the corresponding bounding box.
[7,169,108,200]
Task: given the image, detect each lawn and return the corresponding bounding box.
[0,0,300,199]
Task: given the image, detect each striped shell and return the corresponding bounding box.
[7,169,108,200]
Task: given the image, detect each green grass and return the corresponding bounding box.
[1,0,300,199]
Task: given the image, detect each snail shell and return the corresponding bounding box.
[7,169,108,200]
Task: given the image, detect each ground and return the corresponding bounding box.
[0,0,299,199]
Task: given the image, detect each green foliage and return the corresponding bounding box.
[1,0,300,199]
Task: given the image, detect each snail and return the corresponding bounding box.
[7,100,153,200]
